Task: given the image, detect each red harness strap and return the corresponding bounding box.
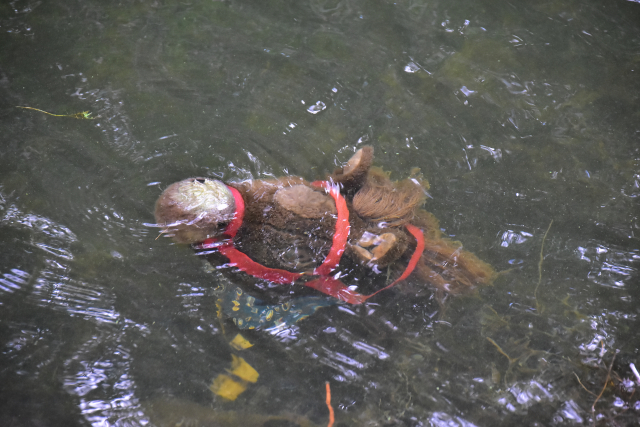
[198,185,303,284]
[310,181,350,276]
[304,224,424,304]
[195,182,424,304]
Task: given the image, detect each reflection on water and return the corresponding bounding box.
[1,0,640,425]
[0,268,29,293]
[1,193,152,425]
[65,333,149,426]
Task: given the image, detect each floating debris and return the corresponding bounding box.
[17,106,96,119]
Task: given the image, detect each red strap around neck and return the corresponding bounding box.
[223,185,245,239]
[194,182,424,304]
[196,185,303,284]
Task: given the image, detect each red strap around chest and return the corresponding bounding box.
[217,183,303,284]
[195,181,424,304]
[196,181,348,284]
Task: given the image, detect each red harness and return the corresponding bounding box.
[195,181,424,304]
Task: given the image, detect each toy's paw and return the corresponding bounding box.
[351,231,400,267]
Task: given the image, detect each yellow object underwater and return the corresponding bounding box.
[229,355,259,383]
[210,374,247,401]
[229,333,254,351]
[210,349,259,401]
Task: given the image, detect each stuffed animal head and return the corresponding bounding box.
[154,178,236,244]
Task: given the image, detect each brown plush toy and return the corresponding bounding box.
[154,146,494,304]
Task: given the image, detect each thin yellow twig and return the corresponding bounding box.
[486,337,515,364]
[534,220,553,312]
[17,106,95,119]
[591,351,618,418]
[573,372,597,396]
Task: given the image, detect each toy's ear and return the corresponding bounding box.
[154,178,235,244]
[329,146,374,193]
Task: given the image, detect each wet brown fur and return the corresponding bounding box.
[353,167,426,227]
[410,208,495,294]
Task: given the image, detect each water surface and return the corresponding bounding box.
[1,0,639,426]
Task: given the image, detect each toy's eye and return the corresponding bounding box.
[218,221,229,229]
[195,178,206,183]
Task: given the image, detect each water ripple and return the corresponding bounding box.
[0,268,29,293]
[2,204,77,242]
[64,336,149,427]
[577,243,638,289]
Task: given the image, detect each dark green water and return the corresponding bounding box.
[1,0,639,426]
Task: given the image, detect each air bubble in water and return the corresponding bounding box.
[307,101,326,114]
